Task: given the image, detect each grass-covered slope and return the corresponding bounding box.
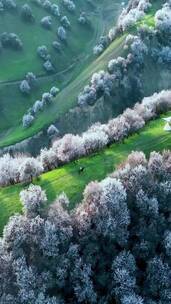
[0,112,171,233]
[0,0,165,151]
[0,0,100,81]
[0,0,165,149]
[0,0,125,148]
[0,34,127,148]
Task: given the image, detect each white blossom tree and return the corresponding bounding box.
[20,184,47,216]
[19,158,43,182]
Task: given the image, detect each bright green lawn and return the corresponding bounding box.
[0,112,171,234]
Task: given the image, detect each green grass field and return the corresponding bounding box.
[0,111,171,234]
[0,0,162,148]
[0,0,125,148]
[0,0,164,150]
[0,33,127,147]
[0,0,96,81]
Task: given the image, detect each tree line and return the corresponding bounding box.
[0,89,171,187]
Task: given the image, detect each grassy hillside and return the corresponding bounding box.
[0,111,171,233]
[0,0,164,149]
[0,0,165,150]
[0,0,125,148]
[0,33,127,147]
[0,0,98,81]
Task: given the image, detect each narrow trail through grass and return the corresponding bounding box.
[0,112,171,234]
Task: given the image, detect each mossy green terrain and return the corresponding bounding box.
[0,112,171,234]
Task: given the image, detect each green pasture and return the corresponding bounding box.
[0,111,170,234]
[0,0,124,147]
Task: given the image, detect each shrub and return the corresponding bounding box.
[52,40,61,52]
[62,0,76,12]
[50,86,59,96]
[78,12,88,25]
[57,26,67,41]
[43,0,51,12]
[43,59,54,72]
[37,45,49,60]
[1,32,22,50]
[42,92,53,104]
[47,124,59,138]
[41,16,52,29]
[21,4,34,21]
[22,113,34,128]
[60,16,71,29]
[93,44,104,56]
[33,100,43,113]
[19,79,31,95]
[51,3,60,16]
[25,72,37,87]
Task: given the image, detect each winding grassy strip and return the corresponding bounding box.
[0,112,171,233]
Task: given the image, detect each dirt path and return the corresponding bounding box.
[0,53,89,86]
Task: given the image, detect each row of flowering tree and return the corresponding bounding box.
[80,1,171,108]
[0,89,171,186]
